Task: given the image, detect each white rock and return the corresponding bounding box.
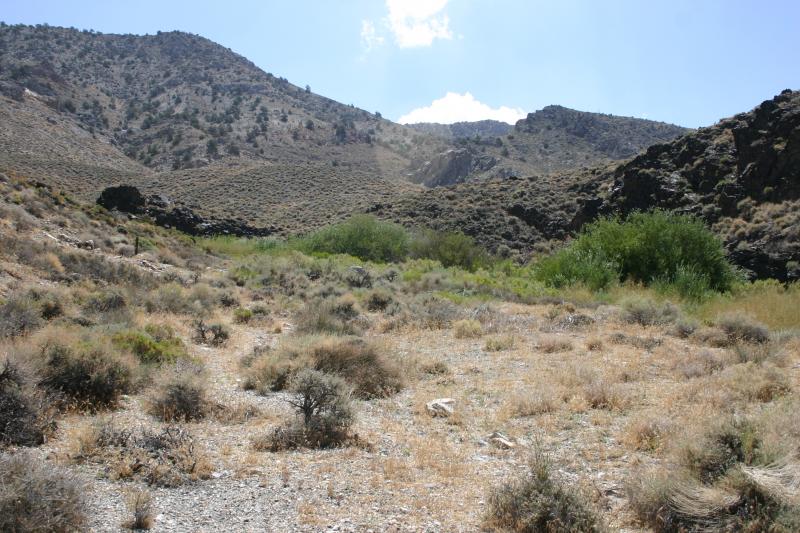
[426,398,455,417]
[487,431,516,449]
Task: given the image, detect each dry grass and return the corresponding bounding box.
[453,319,483,339]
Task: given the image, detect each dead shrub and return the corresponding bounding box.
[0,359,56,447]
[192,320,229,346]
[254,369,354,451]
[294,298,360,336]
[74,422,211,487]
[0,294,43,338]
[0,451,87,533]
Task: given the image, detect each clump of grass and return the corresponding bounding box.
[485,455,605,532]
[716,312,770,344]
[485,335,516,352]
[254,369,354,451]
[453,319,482,339]
[0,451,87,533]
[537,335,573,353]
[627,413,800,532]
[123,490,154,530]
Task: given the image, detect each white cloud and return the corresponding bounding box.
[360,20,384,53]
[398,92,526,124]
[385,0,453,48]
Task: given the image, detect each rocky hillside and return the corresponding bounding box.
[406,106,688,187]
[375,91,800,281]
[407,120,513,140]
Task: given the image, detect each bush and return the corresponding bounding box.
[233,307,253,324]
[621,297,679,326]
[485,455,605,532]
[294,299,359,336]
[535,211,737,292]
[628,416,800,532]
[148,374,208,422]
[124,490,154,530]
[75,422,211,487]
[365,288,393,311]
[33,331,138,410]
[409,229,490,271]
[0,295,43,338]
[243,336,402,399]
[0,451,87,532]
[716,313,770,344]
[192,321,229,346]
[256,369,354,450]
[310,337,402,399]
[295,215,409,263]
[112,325,187,364]
[0,360,55,447]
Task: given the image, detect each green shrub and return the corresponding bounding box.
[295,215,409,263]
[409,229,490,271]
[485,455,605,532]
[112,325,187,364]
[233,307,254,324]
[535,211,737,293]
[0,451,87,532]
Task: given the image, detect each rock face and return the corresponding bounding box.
[585,89,800,281]
[97,185,275,237]
[412,149,498,187]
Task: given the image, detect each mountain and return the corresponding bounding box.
[407,120,513,140]
[405,106,688,187]
[372,90,800,281]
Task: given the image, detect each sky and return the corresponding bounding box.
[3,0,799,128]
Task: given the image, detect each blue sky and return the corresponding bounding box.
[3,0,799,127]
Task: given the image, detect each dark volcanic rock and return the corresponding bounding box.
[97,185,274,237]
[581,89,800,281]
[97,185,146,214]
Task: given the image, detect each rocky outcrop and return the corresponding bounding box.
[97,185,275,237]
[579,89,800,281]
[411,148,497,187]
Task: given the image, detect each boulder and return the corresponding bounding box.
[97,185,146,214]
[426,398,455,417]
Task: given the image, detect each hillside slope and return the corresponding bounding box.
[374,91,800,280]
[406,106,688,187]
